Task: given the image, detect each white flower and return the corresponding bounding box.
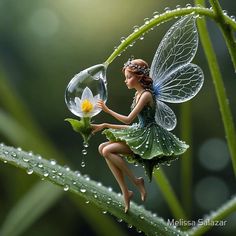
[74,87,100,117]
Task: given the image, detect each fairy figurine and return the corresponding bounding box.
[92,15,204,213]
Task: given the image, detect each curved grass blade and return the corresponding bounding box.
[0,70,124,236]
[0,144,186,236]
[154,169,187,222]
[187,195,236,236]
[195,0,236,176]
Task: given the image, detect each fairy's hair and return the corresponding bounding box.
[123,58,153,89]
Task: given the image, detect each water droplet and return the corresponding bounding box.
[85,200,90,204]
[108,187,113,192]
[144,18,149,24]
[82,149,87,155]
[50,159,57,165]
[4,151,9,155]
[17,147,22,151]
[38,163,43,168]
[43,172,49,177]
[3,160,8,164]
[83,142,89,148]
[164,7,171,13]
[94,194,98,198]
[139,215,144,220]
[176,5,181,10]
[128,224,133,229]
[117,218,123,223]
[223,10,228,15]
[81,161,86,168]
[153,11,159,18]
[65,64,108,118]
[37,155,42,160]
[75,170,81,176]
[63,185,69,191]
[120,36,126,43]
[186,3,192,9]
[28,151,33,156]
[231,15,236,21]
[102,210,107,214]
[85,176,90,181]
[27,169,34,175]
[80,188,87,193]
[133,25,139,32]
[72,181,77,185]
[11,152,17,158]
[23,157,29,162]
[140,35,144,40]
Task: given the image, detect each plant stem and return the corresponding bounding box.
[154,169,187,222]
[180,103,193,218]
[210,0,236,71]
[195,0,236,176]
[187,196,236,236]
[104,6,236,65]
[0,144,186,236]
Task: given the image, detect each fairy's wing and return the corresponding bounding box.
[150,14,198,85]
[155,63,204,103]
[154,100,177,131]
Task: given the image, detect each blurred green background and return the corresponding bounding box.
[0,0,236,235]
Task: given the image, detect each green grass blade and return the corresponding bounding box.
[187,196,236,236]
[0,70,123,236]
[180,103,193,218]
[70,195,128,236]
[195,0,236,176]
[0,144,187,236]
[1,182,62,236]
[154,169,187,221]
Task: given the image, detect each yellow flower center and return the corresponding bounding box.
[81,99,93,113]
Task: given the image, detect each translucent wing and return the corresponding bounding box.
[154,63,204,103]
[155,100,177,131]
[150,15,198,85]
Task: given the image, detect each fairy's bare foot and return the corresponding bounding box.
[124,190,133,213]
[135,177,147,202]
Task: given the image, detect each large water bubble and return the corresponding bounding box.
[65,64,107,117]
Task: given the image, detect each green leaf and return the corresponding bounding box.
[65,118,83,133]
[65,117,92,144]
[0,144,186,236]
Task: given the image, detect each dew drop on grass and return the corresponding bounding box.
[23,157,29,162]
[43,172,49,177]
[102,211,107,214]
[133,25,139,32]
[50,159,57,165]
[63,185,69,191]
[85,200,90,204]
[80,188,87,193]
[27,169,34,175]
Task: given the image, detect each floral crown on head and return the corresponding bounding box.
[123,57,150,76]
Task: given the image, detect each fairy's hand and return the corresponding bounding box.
[97,100,110,113]
[91,123,106,134]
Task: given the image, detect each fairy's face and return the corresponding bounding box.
[124,69,139,89]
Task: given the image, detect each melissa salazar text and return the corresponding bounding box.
[167,219,227,227]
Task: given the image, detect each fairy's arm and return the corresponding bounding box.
[97,91,152,124]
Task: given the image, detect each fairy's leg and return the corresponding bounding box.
[98,142,133,212]
[102,142,147,202]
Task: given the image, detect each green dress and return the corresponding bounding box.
[102,91,189,181]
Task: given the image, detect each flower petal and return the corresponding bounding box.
[81,87,94,101]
